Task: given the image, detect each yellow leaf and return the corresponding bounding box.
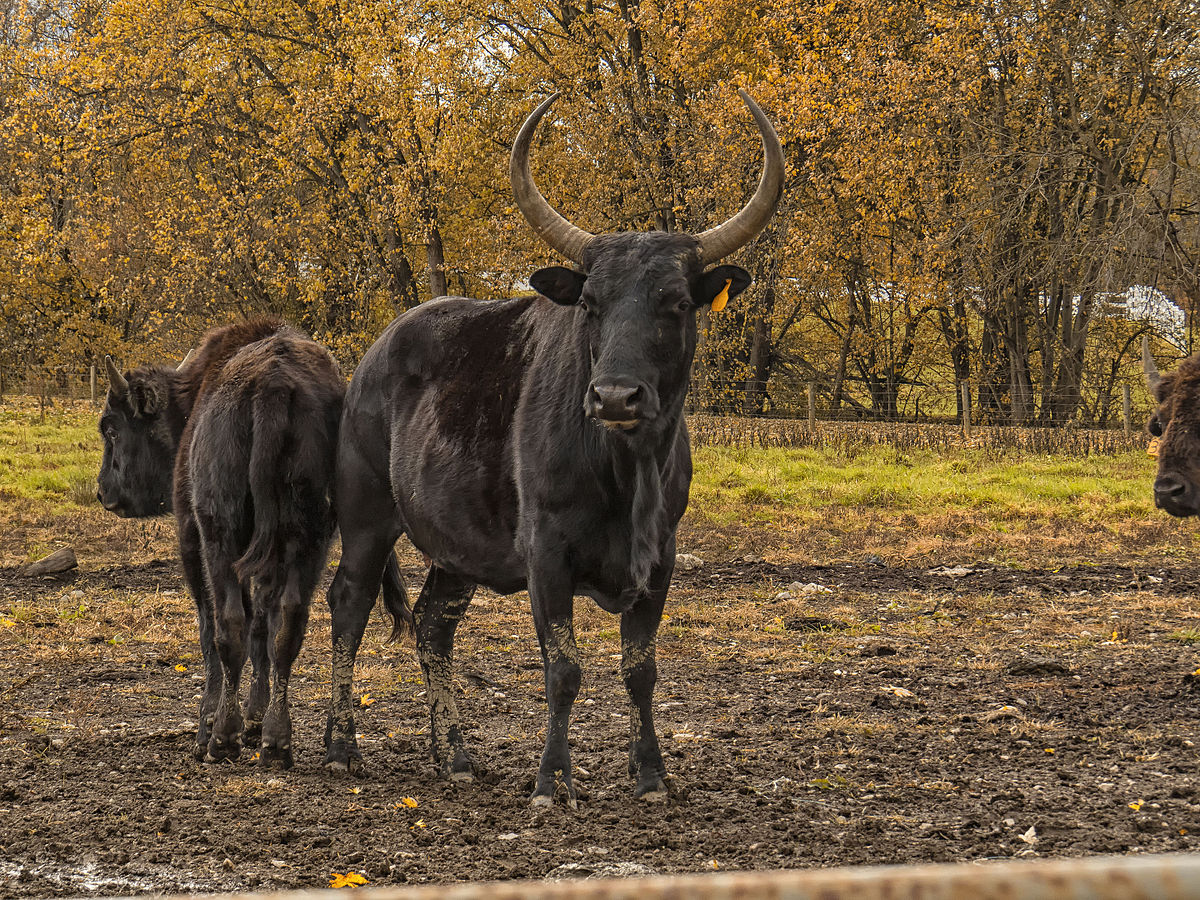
[413,819,426,829]
[1129,800,1143,811]
[174,664,188,672]
[401,796,418,808]
[329,872,369,889]
[360,693,375,707]
[349,786,362,794]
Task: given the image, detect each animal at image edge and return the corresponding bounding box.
[323,90,784,805]
[1144,337,1200,518]
[97,320,410,766]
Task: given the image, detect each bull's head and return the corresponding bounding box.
[1143,337,1200,516]
[511,91,784,441]
[96,356,178,517]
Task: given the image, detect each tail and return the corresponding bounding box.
[381,549,414,641]
[234,389,297,582]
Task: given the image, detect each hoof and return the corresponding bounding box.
[634,774,670,801]
[449,770,474,783]
[242,721,263,748]
[259,744,294,770]
[204,737,241,764]
[323,739,363,776]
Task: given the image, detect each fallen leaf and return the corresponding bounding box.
[360,693,375,707]
[1129,800,1143,811]
[1019,825,1038,845]
[174,664,188,672]
[330,872,368,889]
[349,786,362,795]
[400,796,418,808]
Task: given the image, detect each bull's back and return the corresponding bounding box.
[347,296,539,588]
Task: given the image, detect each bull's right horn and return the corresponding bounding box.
[697,90,786,265]
[177,349,195,371]
[510,93,594,265]
[1142,335,1162,392]
[105,356,128,397]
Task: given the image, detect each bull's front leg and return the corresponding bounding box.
[621,586,669,800]
[529,563,581,808]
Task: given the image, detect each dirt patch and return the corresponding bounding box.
[1,548,1198,896]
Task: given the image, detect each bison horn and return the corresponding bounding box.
[697,90,787,265]
[510,93,594,264]
[177,349,195,371]
[1142,335,1162,392]
[104,355,128,397]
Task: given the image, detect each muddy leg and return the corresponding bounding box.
[242,600,270,749]
[324,540,390,774]
[413,567,476,780]
[530,565,580,807]
[260,567,313,769]
[179,511,220,761]
[205,553,250,764]
[622,589,669,800]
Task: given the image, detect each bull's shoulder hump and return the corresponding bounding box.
[371,295,541,370]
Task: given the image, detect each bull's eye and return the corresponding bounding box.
[578,300,590,314]
[676,298,692,313]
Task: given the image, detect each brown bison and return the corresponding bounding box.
[98,319,409,766]
[321,91,784,804]
[1144,336,1200,517]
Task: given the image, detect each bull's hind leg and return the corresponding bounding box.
[258,563,315,770]
[203,544,251,763]
[241,603,270,749]
[178,511,221,761]
[323,540,389,774]
[413,567,476,781]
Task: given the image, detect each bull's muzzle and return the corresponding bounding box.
[586,378,649,430]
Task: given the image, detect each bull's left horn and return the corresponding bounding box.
[697,90,786,265]
[105,356,128,397]
[1142,335,1162,392]
[510,93,594,264]
[177,349,195,371]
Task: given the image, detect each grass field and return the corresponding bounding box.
[1,396,1192,569]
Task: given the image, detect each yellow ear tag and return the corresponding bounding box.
[711,278,732,312]
[1147,437,1160,458]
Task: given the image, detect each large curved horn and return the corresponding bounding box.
[510,93,594,264]
[1143,335,1162,393]
[104,355,128,397]
[177,348,195,371]
[697,89,787,265]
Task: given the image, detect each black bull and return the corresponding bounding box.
[97,320,409,766]
[323,91,784,804]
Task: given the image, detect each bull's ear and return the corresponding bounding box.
[1148,412,1164,437]
[531,266,586,306]
[701,266,751,311]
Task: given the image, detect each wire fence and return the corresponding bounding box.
[3,368,1152,456]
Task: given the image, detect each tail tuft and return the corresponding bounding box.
[381,550,414,641]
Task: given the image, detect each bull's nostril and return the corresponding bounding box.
[1154,476,1186,498]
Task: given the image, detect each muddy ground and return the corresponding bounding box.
[0,543,1198,896]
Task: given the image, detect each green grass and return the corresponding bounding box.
[690,444,1159,528]
[0,398,101,506]
[0,397,1180,565]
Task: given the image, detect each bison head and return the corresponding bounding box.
[511,91,783,441]
[96,357,178,517]
[1143,337,1200,517]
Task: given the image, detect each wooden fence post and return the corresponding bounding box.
[1122,385,1132,437]
[961,382,972,439]
[807,382,817,432]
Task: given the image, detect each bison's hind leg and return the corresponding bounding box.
[241,603,270,749]
[199,540,251,764]
[257,528,324,770]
